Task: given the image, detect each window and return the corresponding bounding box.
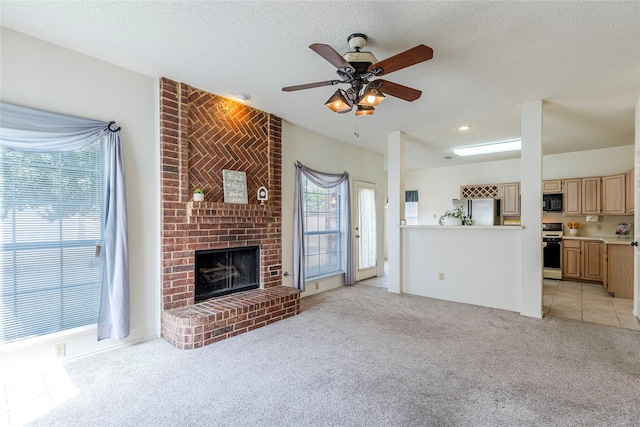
[0,139,106,344]
[302,176,343,278]
[405,190,419,225]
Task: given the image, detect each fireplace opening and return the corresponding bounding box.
[195,246,260,302]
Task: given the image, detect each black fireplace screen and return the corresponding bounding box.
[194,246,260,302]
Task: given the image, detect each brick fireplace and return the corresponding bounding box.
[159,78,299,349]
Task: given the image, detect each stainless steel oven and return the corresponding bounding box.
[543,223,563,279]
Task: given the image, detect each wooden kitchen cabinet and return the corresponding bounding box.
[500,182,520,216]
[626,168,634,214]
[607,244,634,299]
[543,180,562,193]
[460,184,500,199]
[562,240,582,280]
[562,239,604,282]
[562,178,582,215]
[601,173,626,214]
[601,244,608,291]
[581,177,601,214]
[582,240,604,281]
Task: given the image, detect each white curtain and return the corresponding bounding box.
[0,102,130,341]
[293,162,354,291]
[358,187,377,270]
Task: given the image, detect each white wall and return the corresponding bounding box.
[402,227,522,311]
[407,145,634,225]
[0,28,158,365]
[281,121,386,296]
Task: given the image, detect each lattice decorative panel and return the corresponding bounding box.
[188,88,270,203]
[460,185,500,199]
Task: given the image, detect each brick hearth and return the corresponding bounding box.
[159,77,299,349]
[162,286,299,349]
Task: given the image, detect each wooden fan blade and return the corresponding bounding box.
[310,44,355,71]
[368,45,433,76]
[282,80,342,92]
[376,79,422,102]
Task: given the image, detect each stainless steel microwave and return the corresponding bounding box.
[543,193,563,211]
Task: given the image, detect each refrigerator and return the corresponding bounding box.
[452,198,501,226]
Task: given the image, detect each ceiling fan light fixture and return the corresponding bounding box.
[453,139,521,157]
[355,105,375,116]
[325,90,352,113]
[357,84,385,107]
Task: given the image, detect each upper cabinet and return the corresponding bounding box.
[460,168,633,217]
[626,168,634,214]
[601,173,626,215]
[581,177,601,215]
[500,182,520,216]
[543,180,562,193]
[562,178,582,215]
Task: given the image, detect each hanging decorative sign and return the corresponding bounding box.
[257,186,269,202]
[222,169,248,204]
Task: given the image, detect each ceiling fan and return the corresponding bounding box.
[282,33,433,116]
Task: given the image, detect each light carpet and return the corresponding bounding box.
[24,284,640,426]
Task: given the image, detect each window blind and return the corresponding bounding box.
[0,140,105,343]
[302,176,343,278]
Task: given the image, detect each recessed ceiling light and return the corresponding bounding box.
[458,125,471,131]
[234,92,251,102]
[453,139,521,157]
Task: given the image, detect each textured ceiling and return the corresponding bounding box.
[1,1,639,169]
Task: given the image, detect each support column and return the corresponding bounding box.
[633,97,639,319]
[520,99,543,318]
[388,131,405,294]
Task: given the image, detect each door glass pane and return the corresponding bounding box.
[358,187,376,270]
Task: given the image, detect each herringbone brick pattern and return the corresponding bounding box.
[159,77,284,334]
[188,88,270,203]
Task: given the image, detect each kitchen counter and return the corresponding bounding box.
[562,235,634,245]
[400,225,523,230]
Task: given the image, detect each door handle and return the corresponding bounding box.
[631,241,638,247]
[355,235,361,238]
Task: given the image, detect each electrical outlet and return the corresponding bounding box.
[54,343,66,358]
[315,282,319,290]
[439,272,445,280]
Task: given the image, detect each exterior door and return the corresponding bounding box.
[355,180,377,282]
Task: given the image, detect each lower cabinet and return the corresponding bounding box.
[602,244,608,291]
[562,240,604,282]
[607,245,634,299]
[562,240,582,280]
[563,241,634,299]
[582,240,604,281]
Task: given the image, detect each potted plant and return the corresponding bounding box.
[193,188,204,202]
[438,205,467,226]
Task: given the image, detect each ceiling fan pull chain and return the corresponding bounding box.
[354,114,359,138]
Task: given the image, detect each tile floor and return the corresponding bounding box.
[360,263,640,331]
[544,279,640,330]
